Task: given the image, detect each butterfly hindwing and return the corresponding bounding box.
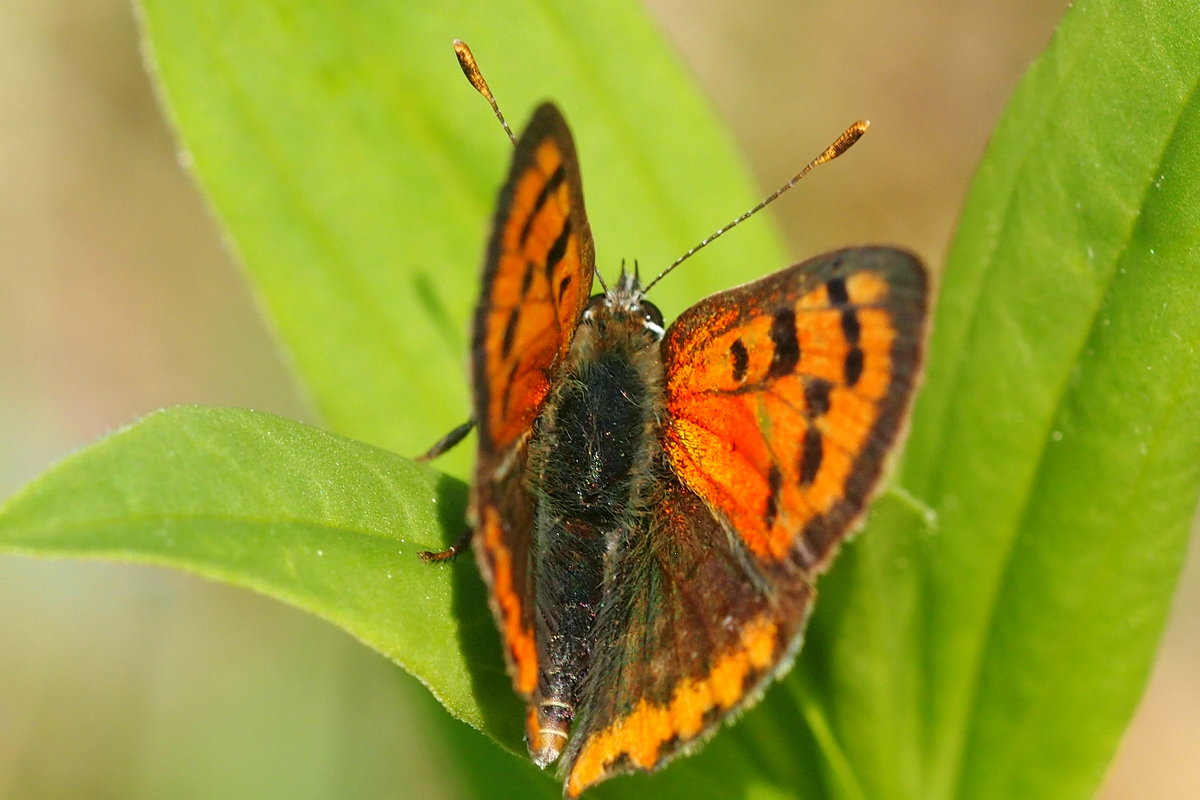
[660,247,928,569]
[560,468,815,796]
[471,103,596,700]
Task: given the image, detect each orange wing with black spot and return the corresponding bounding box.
[662,247,927,570]
[470,103,596,700]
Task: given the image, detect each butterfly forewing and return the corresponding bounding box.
[473,103,596,454]
[471,103,596,700]
[661,247,927,568]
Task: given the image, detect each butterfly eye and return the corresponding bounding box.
[581,293,607,322]
[640,300,665,338]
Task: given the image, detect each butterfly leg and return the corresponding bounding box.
[418,527,473,563]
[415,419,476,462]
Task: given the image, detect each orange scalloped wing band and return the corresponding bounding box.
[473,104,595,453]
[662,249,927,566]
[477,504,538,695]
[565,614,782,797]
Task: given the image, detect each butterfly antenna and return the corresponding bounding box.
[642,120,870,294]
[454,40,517,147]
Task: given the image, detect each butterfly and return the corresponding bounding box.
[421,42,929,798]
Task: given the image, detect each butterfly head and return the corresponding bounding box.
[582,267,665,341]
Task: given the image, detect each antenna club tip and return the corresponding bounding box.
[841,120,869,147]
[453,40,474,69]
[452,39,517,146]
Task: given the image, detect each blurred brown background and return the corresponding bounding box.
[1,0,1196,797]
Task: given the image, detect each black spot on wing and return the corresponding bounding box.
[521,261,535,295]
[805,377,833,417]
[765,464,782,529]
[826,276,849,306]
[730,339,749,383]
[557,273,574,303]
[845,347,864,386]
[841,309,861,344]
[799,427,823,485]
[501,307,520,359]
[767,308,800,378]
[545,219,572,279]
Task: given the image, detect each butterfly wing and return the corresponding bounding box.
[560,247,927,794]
[660,247,927,569]
[471,103,596,699]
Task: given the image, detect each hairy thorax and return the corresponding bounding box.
[533,311,664,520]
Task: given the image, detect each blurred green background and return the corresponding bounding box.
[1,0,1196,797]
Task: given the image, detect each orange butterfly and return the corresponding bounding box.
[421,42,929,797]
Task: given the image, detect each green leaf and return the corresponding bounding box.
[2,0,1197,798]
[136,0,786,468]
[0,407,513,733]
[801,1,1200,799]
